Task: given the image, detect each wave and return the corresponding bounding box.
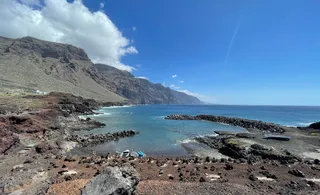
[79,112,111,119]
[283,122,315,127]
[297,122,313,127]
[104,105,135,109]
[175,138,197,145]
[92,113,111,117]
[78,115,87,119]
[152,116,167,120]
[284,124,297,128]
[175,132,219,145]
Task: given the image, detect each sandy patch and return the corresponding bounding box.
[46,179,89,195]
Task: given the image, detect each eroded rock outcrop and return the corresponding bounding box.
[308,122,320,130]
[0,127,19,154]
[195,135,300,164]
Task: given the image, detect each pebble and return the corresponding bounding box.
[225,163,233,170]
[12,164,24,171]
[288,169,305,177]
[199,177,206,182]
[168,174,174,180]
[260,166,266,170]
[249,174,257,181]
[24,159,34,164]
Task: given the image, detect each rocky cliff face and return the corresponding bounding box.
[88,63,203,104]
[0,36,202,104]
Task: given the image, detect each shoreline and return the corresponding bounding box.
[1,93,320,194]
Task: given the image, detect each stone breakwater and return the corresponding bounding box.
[67,130,139,147]
[165,114,285,133]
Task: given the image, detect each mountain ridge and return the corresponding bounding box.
[0,36,203,104]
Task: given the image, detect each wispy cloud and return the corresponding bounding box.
[225,14,243,64]
[136,76,148,80]
[172,74,177,78]
[0,0,138,71]
[132,26,136,31]
[99,2,104,9]
[179,80,184,83]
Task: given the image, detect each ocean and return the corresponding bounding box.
[78,105,320,156]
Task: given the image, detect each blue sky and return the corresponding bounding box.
[93,0,319,105]
[2,0,320,105]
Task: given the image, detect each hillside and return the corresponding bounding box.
[0,36,124,102]
[0,36,202,104]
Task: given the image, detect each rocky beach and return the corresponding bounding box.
[0,93,320,195]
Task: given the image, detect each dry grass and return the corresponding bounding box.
[0,93,46,113]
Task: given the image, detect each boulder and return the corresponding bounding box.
[0,127,19,154]
[249,174,257,181]
[82,165,139,195]
[225,163,234,170]
[35,142,58,154]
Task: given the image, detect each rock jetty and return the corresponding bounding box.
[165,114,285,133]
[67,130,139,147]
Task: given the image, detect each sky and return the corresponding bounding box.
[0,0,319,105]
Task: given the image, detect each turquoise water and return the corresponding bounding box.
[80,105,320,155]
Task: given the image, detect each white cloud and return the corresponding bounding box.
[169,84,180,90]
[99,2,104,9]
[132,26,136,31]
[172,74,177,78]
[162,82,166,86]
[136,76,148,80]
[179,80,184,83]
[0,0,137,72]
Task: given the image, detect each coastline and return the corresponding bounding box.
[1,93,320,194]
